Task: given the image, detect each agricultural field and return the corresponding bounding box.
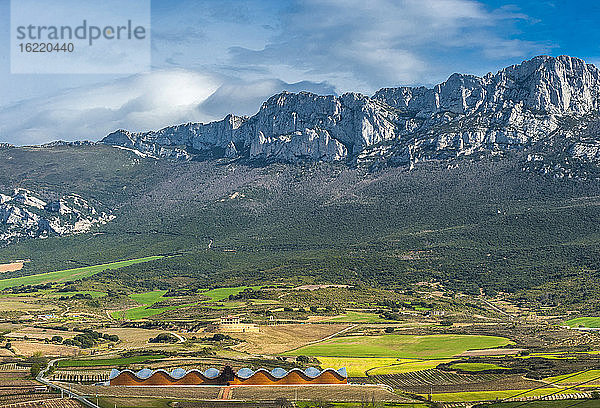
[97,397,173,408]
[57,354,166,367]
[316,357,409,377]
[369,370,546,395]
[111,290,168,320]
[10,340,80,357]
[233,324,351,355]
[111,290,197,320]
[489,401,600,407]
[367,359,455,375]
[285,334,513,358]
[111,286,259,320]
[426,388,584,402]
[5,326,78,341]
[0,369,82,407]
[449,362,509,371]
[71,384,409,403]
[0,256,163,290]
[296,404,427,408]
[200,286,261,302]
[0,262,24,273]
[326,311,391,323]
[545,370,600,386]
[564,317,600,328]
[0,297,55,313]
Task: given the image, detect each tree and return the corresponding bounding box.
[30,362,43,378]
[275,397,292,408]
[296,355,310,363]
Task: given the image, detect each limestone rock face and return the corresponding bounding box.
[101,55,600,173]
[0,189,114,245]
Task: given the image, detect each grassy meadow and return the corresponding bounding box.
[57,354,167,367]
[286,334,512,359]
[564,317,600,328]
[0,256,163,290]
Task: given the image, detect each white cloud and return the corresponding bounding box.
[199,79,336,117]
[229,0,551,91]
[0,70,221,145]
[0,69,337,146]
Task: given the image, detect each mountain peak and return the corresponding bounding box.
[101,55,600,176]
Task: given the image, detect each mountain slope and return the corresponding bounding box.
[1,144,600,306]
[0,188,113,245]
[1,55,600,308]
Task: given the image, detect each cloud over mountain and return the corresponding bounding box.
[0,70,335,146]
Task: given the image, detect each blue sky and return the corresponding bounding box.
[0,0,599,145]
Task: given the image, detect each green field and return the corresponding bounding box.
[564,316,600,328]
[545,370,600,385]
[112,290,173,319]
[112,286,258,319]
[450,362,508,371]
[285,334,512,359]
[200,286,261,302]
[0,256,163,290]
[57,354,166,367]
[129,290,168,305]
[326,311,391,323]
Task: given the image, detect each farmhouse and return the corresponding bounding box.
[217,315,259,333]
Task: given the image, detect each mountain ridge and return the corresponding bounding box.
[100,55,600,176]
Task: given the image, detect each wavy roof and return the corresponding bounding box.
[109,366,347,382]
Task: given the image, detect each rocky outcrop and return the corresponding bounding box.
[0,189,114,245]
[101,55,600,172]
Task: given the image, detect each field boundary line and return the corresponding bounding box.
[283,324,358,354]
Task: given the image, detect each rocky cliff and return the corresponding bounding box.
[101,55,600,175]
[0,189,114,245]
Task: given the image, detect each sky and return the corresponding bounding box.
[1,0,599,145]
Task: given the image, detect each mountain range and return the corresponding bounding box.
[102,55,600,178]
[1,55,600,306]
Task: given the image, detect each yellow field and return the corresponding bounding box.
[0,297,56,312]
[10,340,81,358]
[316,357,409,376]
[6,327,77,341]
[368,359,454,375]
